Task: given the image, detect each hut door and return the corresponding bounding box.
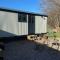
[28,15,35,34]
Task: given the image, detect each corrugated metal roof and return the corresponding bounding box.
[0,7,48,17]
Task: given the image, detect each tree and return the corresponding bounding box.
[39,0,60,32]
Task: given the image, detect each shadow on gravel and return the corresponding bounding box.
[3,40,60,60]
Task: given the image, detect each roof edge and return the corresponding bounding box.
[0,7,48,17]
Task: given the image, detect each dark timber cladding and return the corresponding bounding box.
[28,14,35,34]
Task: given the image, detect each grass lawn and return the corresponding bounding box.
[47,32,60,38]
[47,25,60,38]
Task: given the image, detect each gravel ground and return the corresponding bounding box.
[4,40,60,60]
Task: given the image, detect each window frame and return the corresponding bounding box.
[18,13,27,22]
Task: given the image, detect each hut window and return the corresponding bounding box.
[18,13,27,22]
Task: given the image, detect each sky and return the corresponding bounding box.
[0,0,45,14]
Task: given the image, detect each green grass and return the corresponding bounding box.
[47,25,60,38]
[47,32,60,38]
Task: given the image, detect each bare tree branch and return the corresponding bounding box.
[39,0,60,31]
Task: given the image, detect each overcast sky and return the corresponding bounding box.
[0,0,45,14]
